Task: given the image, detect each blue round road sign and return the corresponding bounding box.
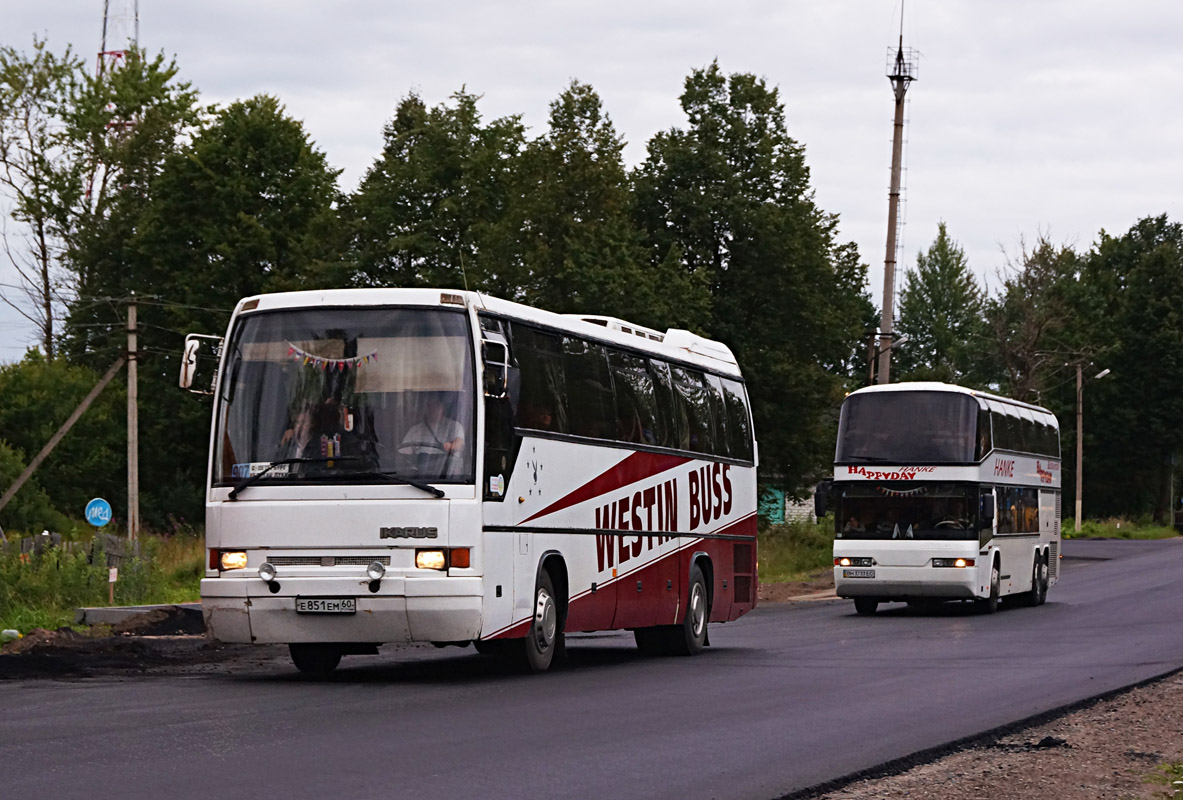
[85,497,112,527]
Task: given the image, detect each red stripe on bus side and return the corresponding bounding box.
[519,451,691,525]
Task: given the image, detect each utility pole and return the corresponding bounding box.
[1075,364,1083,533]
[877,15,918,384]
[127,293,139,541]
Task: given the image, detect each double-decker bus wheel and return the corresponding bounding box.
[978,559,1001,614]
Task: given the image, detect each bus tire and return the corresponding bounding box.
[289,643,342,676]
[854,598,878,616]
[1034,552,1049,606]
[667,564,709,656]
[522,570,559,673]
[978,560,1001,614]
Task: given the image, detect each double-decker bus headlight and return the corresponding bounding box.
[932,558,974,568]
[220,551,248,571]
[416,550,447,570]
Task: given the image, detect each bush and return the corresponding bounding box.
[0,532,203,632]
[758,516,834,583]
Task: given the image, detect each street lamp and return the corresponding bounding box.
[867,333,910,384]
[1075,366,1110,532]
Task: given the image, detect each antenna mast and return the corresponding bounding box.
[876,5,918,384]
[98,0,139,77]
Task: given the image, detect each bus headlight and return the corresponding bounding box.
[367,561,387,581]
[258,562,277,582]
[416,550,447,570]
[932,558,974,568]
[220,551,248,571]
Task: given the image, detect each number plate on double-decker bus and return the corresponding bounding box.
[842,569,875,579]
[295,597,356,614]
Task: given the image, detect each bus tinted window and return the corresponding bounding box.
[608,351,659,445]
[513,325,567,433]
[649,360,686,450]
[672,366,717,455]
[564,337,615,439]
[720,378,754,461]
[836,391,979,463]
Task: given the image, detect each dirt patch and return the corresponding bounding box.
[803,670,1183,800]
[759,571,835,602]
[110,606,205,636]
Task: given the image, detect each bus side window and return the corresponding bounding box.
[563,337,615,439]
[512,324,568,434]
[719,377,754,461]
[649,360,685,450]
[671,366,717,455]
[608,350,659,445]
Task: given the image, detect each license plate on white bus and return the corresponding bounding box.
[295,597,356,614]
[842,569,875,579]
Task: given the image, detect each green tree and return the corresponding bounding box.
[633,63,871,492]
[507,80,708,327]
[1079,215,1183,522]
[62,95,343,527]
[982,237,1080,401]
[346,90,525,293]
[0,37,85,360]
[896,222,985,384]
[0,351,124,525]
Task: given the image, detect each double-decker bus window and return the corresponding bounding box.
[976,407,993,460]
[997,486,1039,533]
[671,366,717,455]
[720,378,754,461]
[564,337,615,439]
[837,391,979,463]
[608,350,659,445]
[512,324,568,433]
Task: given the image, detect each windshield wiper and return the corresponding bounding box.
[844,454,894,463]
[228,457,360,500]
[327,470,446,498]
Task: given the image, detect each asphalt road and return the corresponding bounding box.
[2,538,1181,800]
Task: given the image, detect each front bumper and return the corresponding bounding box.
[201,576,483,644]
[834,565,980,600]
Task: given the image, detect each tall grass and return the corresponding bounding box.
[0,533,203,633]
[758,516,835,583]
[1069,518,1179,540]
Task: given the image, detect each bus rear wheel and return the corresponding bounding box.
[289,643,342,676]
[854,598,878,616]
[1027,553,1049,606]
[667,564,709,656]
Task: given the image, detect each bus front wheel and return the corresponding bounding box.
[522,571,560,672]
[978,561,1001,614]
[853,598,878,616]
[289,643,342,676]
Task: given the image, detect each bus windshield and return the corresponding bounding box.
[214,307,475,486]
[836,391,981,464]
[835,483,980,541]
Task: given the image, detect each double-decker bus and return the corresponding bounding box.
[182,289,757,674]
[822,382,1060,615]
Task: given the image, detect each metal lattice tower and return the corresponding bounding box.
[875,17,919,385]
[97,0,139,77]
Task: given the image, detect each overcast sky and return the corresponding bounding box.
[3,0,1182,362]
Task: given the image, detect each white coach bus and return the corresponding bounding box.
[820,383,1060,615]
[181,289,757,674]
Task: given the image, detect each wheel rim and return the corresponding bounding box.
[689,581,706,637]
[533,587,557,651]
[991,567,1000,599]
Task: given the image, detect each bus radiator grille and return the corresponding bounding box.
[268,555,392,567]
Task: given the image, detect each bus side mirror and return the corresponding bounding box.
[179,336,201,389]
[483,340,510,398]
[979,493,995,522]
[179,333,222,395]
[814,480,832,519]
